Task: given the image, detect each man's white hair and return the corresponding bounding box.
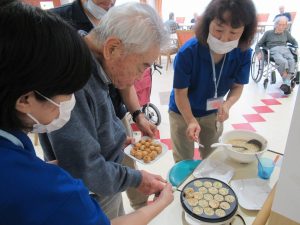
[274,15,288,27]
[92,2,169,54]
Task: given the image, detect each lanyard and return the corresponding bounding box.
[0,129,24,149]
[210,51,226,98]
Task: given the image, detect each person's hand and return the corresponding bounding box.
[186,120,201,142]
[137,170,166,195]
[217,102,230,122]
[123,136,135,149]
[135,113,157,138]
[153,183,174,206]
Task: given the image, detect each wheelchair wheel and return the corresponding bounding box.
[142,103,161,126]
[251,52,264,83]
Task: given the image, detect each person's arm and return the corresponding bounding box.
[119,86,157,138]
[255,32,268,54]
[218,49,251,122]
[217,83,244,122]
[174,88,200,142]
[111,183,174,225]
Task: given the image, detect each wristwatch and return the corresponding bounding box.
[132,109,142,123]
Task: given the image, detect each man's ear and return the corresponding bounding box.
[15,91,35,114]
[103,37,123,60]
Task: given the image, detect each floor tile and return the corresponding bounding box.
[160,138,172,150]
[252,106,274,113]
[243,114,266,123]
[194,148,201,160]
[231,123,256,131]
[261,98,282,105]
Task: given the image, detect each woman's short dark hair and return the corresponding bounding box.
[195,0,257,50]
[0,1,92,130]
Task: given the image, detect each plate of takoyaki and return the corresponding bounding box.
[124,136,168,164]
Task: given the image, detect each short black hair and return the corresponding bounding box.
[0,1,92,130]
[195,0,257,50]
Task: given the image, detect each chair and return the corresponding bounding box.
[176,30,195,48]
[159,39,178,71]
[175,17,185,24]
[256,13,270,33]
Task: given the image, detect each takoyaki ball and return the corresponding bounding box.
[130,149,137,156]
[149,151,158,160]
[155,146,162,154]
[149,145,155,150]
[145,142,151,147]
[143,155,152,163]
[135,143,142,148]
[135,151,143,160]
[141,151,148,157]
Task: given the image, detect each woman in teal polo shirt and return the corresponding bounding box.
[169,0,258,161]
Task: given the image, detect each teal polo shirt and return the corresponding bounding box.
[169,37,252,117]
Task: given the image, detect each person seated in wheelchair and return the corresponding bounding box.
[255,16,298,94]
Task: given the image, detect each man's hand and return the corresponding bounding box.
[137,170,166,195]
[135,113,157,138]
[186,120,201,142]
[217,102,230,122]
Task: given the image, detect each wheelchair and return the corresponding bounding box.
[251,44,299,89]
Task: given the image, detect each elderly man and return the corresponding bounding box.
[49,0,158,210]
[39,2,169,220]
[255,16,298,94]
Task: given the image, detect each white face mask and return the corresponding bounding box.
[207,33,239,54]
[84,0,107,20]
[27,92,76,133]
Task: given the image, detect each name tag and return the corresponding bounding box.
[206,97,224,111]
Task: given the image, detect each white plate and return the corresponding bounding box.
[124,136,168,165]
[230,178,272,210]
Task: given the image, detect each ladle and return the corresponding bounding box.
[210,143,248,150]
